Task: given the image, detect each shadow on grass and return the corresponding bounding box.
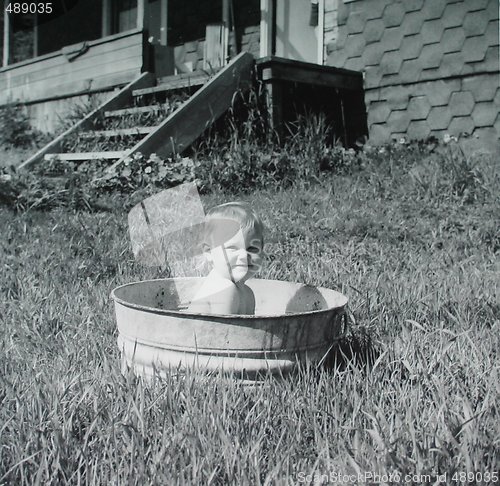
[322,327,379,372]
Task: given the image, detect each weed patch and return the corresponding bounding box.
[0,103,48,148]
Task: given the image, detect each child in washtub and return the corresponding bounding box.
[188,202,265,315]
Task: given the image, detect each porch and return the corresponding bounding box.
[257,56,367,147]
[0,0,262,132]
[0,0,367,165]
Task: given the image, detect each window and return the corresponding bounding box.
[2,0,103,64]
[167,0,222,45]
[112,0,137,34]
[37,0,102,56]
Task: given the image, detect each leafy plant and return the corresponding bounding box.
[92,152,196,194]
[0,103,47,148]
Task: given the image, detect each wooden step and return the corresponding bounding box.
[104,105,166,118]
[133,73,210,97]
[108,52,254,171]
[19,72,156,171]
[79,127,155,139]
[44,151,127,161]
[156,69,216,84]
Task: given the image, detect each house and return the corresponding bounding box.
[0,0,498,167]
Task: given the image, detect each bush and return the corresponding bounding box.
[0,166,96,211]
[0,103,39,148]
[2,102,497,213]
[0,151,198,211]
[192,112,355,193]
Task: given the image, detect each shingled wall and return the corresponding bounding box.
[324,0,500,143]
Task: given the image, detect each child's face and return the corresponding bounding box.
[208,227,263,283]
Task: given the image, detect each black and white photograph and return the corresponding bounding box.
[0,0,499,483]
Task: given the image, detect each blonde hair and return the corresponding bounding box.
[203,202,264,248]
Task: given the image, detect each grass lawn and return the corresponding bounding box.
[1,145,499,483]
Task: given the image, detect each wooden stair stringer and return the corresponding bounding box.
[19,72,156,170]
[108,51,255,172]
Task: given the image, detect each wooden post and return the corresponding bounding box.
[222,0,230,63]
[3,0,11,66]
[137,0,149,32]
[266,81,283,138]
[317,0,324,64]
[137,0,151,72]
[33,13,38,57]
[102,0,111,37]
[160,0,167,45]
[259,0,273,58]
